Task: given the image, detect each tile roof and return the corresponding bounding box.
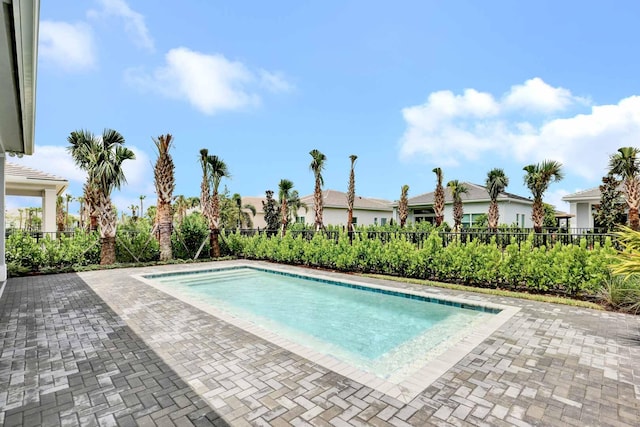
[5,162,68,182]
[562,181,627,201]
[300,189,393,210]
[406,182,532,206]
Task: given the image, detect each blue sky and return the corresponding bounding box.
[10,0,640,216]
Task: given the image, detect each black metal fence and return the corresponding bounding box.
[225,228,615,250]
[6,227,616,251]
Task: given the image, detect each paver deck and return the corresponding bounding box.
[1,260,639,426]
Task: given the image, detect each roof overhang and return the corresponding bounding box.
[0,0,40,156]
[6,176,68,197]
[561,196,600,203]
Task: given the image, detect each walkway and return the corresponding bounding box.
[1,260,639,426]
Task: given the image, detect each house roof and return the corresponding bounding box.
[555,210,575,219]
[5,162,66,181]
[406,182,532,206]
[561,187,601,201]
[5,162,68,196]
[561,181,629,202]
[300,189,393,211]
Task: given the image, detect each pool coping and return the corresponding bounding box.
[132,262,520,403]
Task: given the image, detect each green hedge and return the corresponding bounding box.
[225,230,616,296]
[6,231,101,275]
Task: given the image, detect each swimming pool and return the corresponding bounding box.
[137,263,519,401]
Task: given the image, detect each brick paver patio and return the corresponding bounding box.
[1,260,639,426]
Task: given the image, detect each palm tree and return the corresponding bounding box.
[67,129,135,264]
[173,194,188,225]
[523,160,564,233]
[153,134,176,261]
[65,194,74,230]
[278,179,294,236]
[447,180,468,232]
[208,155,230,257]
[56,195,65,233]
[76,197,85,230]
[18,208,23,230]
[398,185,409,228]
[309,149,327,231]
[129,204,138,219]
[232,193,257,229]
[610,147,640,231]
[346,155,357,236]
[199,149,213,226]
[286,190,308,224]
[67,130,100,231]
[433,168,445,226]
[485,168,509,232]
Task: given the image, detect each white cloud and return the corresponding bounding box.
[10,143,153,194]
[503,77,586,113]
[10,145,86,183]
[121,145,154,194]
[398,78,639,180]
[89,0,154,51]
[39,21,96,71]
[127,47,292,115]
[259,70,295,93]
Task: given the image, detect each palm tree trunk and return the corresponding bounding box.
[532,199,544,233]
[629,207,640,231]
[158,201,172,261]
[281,198,288,237]
[211,192,220,258]
[314,180,323,231]
[97,193,117,265]
[488,200,499,231]
[100,237,117,265]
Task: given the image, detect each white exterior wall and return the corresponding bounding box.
[407,200,533,228]
[298,207,392,227]
[575,202,594,229]
[444,201,533,228]
[500,201,534,228]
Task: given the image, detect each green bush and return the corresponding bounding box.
[598,274,640,314]
[172,212,210,260]
[6,231,44,270]
[229,229,614,297]
[6,230,100,273]
[116,220,159,263]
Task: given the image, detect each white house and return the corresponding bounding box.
[299,189,393,227]
[239,190,393,228]
[5,163,69,233]
[399,182,534,228]
[1,0,40,280]
[561,186,626,230]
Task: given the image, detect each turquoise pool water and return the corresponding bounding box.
[147,267,494,378]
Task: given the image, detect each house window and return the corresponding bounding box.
[352,217,357,224]
[374,217,378,225]
[381,218,387,226]
[462,213,484,228]
[296,216,305,224]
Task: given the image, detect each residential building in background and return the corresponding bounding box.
[398,182,534,228]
